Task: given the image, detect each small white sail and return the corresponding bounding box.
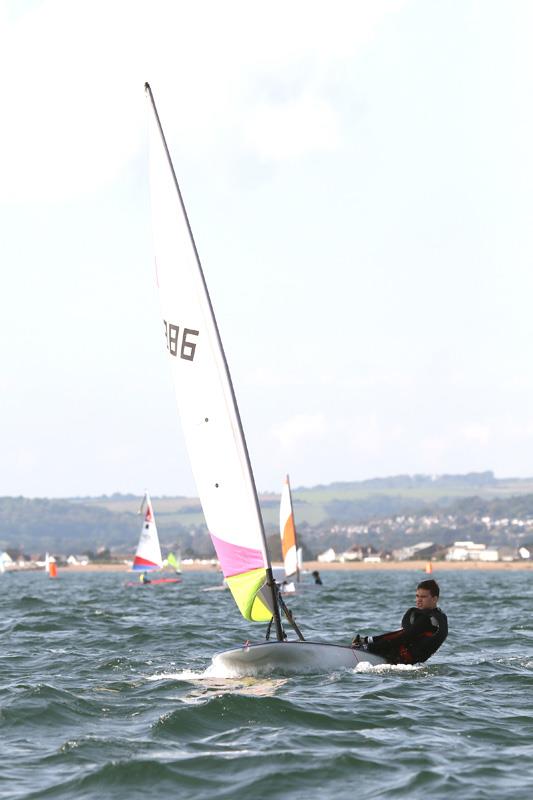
[0,551,13,573]
[132,492,163,571]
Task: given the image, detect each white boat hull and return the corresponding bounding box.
[209,640,386,676]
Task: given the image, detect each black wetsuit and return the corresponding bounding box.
[366,606,448,665]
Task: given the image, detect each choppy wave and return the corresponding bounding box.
[2,569,533,799]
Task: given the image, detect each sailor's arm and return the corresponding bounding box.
[363,613,435,648]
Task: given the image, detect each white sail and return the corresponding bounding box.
[133,492,163,571]
[145,84,276,623]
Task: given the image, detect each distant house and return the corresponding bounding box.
[317,548,337,563]
[339,544,379,562]
[392,541,435,561]
[67,555,89,566]
[446,541,499,561]
[498,547,518,562]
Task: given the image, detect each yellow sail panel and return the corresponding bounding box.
[226,569,273,622]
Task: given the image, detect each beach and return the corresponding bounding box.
[54,559,533,573]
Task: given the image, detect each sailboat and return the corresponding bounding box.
[130,492,181,585]
[48,556,58,579]
[166,551,182,574]
[278,474,301,593]
[44,552,57,577]
[145,83,384,674]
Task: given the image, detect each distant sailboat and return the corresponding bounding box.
[166,551,182,574]
[0,551,12,573]
[279,474,301,592]
[44,552,57,577]
[130,492,181,585]
[145,83,384,673]
[132,492,163,572]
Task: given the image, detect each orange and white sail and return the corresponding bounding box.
[132,492,163,571]
[280,475,299,579]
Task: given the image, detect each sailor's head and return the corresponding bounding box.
[416,579,439,610]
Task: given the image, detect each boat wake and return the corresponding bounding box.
[354,662,422,674]
[145,669,206,682]
[145,668,287,700]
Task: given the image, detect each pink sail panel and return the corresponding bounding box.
[211,533,264,578]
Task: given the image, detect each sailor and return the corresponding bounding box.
[312,570,323,585]
[352,579,447,664]
[140,572,151,584]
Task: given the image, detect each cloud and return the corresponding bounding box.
[271,413,328,450]
[0,0,407,202]
[461,424,491,446]
[345,415,405,458]
[243,94,341,160]
[1,1,146,202]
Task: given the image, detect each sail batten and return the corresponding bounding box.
[145,84,278,624]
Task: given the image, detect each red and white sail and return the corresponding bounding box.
[132,492,163,571]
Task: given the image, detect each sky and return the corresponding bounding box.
[1,0,532,498]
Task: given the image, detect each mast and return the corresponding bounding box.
[144,83,284,641]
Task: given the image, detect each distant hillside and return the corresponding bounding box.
[0,497,139,555]
[3,471,533,556]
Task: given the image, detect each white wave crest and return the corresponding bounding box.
[355,662,421,673]
[145,669,206,681]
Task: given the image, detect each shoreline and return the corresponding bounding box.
[41,559,533,573]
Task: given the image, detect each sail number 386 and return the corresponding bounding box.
[164,320,199,361]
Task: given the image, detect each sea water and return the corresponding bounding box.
[1,569,532,800]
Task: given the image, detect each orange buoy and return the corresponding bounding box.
[49,561,58,578]
[425,561,432,574]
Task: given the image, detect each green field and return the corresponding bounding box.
[77,473,533,531]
